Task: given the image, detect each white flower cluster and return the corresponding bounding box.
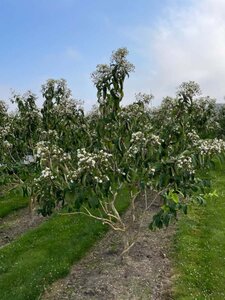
[198,138,225,156]
[135,92,153,105]
[127,132,163,158]
[117,168,126,176]
[3,140,12,148]
[93,174,110,184]
[0,125,11,151]
[91,64,111,85]
[0,125,11,149]
[160,97,183,113]
[41,167,52,177]
[52,98,81,117]
[60,152,71,162]
[172,124,182,134]
[0,100,7,113]
[77,148,112,169]
[0,125,10,137]
[66,148,113,184]
[148,166,156,175]
[36,141,50,159]
[128,146,139,157]
[128,131,147,157]
[176,155,195,174]
[130,131,146,143]
[110,47,135,74]
[41,167,54,179]
[41,130,59,141]
[177,81,201,99]
[143,124,153,133]
[105,122,116,131]
[187,130,200,145]
[149,134,163,146]
[120,104,145,119]
[34,143,72,185]
[36,141,71,162]
[34,167,54,183]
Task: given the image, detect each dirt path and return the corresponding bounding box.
[42,197,175,300]
[0,208,46,247]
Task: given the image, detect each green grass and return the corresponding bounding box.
[0,189,29,218]
[0,187,130,300]
[173,165,225,299]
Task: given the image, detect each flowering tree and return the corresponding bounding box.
[1,48,225,253]
[91,48,134,116]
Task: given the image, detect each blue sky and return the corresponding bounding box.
[1,0,225,110]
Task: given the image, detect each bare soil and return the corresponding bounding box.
[42,195,175,300]
[0,208,46,247]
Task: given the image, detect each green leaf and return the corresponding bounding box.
[171,192,179,204]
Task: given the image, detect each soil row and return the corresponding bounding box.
[0,208,46,248]
[42,199,175,300]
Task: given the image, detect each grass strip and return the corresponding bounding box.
[173,164,225,299]
[0,189,28,218]
[0,187,130,300]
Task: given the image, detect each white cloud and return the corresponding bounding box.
[124,0,225,105]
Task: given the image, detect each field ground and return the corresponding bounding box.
[1,165,225,299]
[173,164,225,299]
[42,196,174,300]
